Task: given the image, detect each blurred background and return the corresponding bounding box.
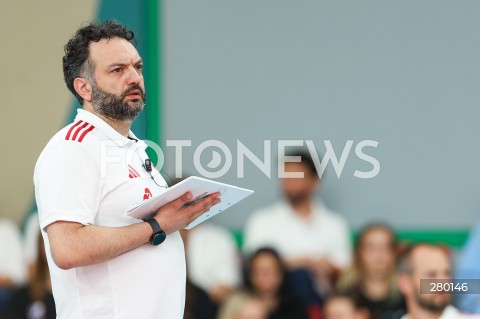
[2,0,479,243]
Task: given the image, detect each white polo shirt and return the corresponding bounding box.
[243,200,352,268]
[34,109,186,319]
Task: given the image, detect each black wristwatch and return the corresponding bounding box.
[143,218,166,246]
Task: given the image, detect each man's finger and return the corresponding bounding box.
[168,191,194,209]
[185,193,221,219]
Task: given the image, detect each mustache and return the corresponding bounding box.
[121,84,145,100]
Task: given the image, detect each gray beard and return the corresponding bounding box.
[91,82,145,121]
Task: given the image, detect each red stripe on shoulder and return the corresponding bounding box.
[128,164,141,177]
[78,125,95,143]
[72,122,89,141]
[65,120,83,140]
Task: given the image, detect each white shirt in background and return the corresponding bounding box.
[401,305,480,319]
[244,200,352,268]
[0,219,26,285]
[187,223,240,292]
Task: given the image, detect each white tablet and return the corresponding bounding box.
[126,176,254,229]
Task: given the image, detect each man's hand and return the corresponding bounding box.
[153,192,221,234]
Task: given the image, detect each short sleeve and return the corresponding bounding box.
[34,141,100,230]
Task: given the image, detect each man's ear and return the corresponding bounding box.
[73,77,93,102]
[398,273,412,295]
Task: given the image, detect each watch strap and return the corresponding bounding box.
[144,217,162,235]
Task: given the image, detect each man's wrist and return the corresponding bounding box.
[143,218,166,246]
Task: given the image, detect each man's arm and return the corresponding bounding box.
[47,191,220,270]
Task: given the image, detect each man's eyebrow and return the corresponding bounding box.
[107,59,143,68]
[107,63,127,69]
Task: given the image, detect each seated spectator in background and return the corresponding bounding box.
[185,223,241,303]
[0,218,27,313]
[337,224,405,319]
[324,294,369,319]
[241,247,309,319]
[182,223,241,318]
[398,243,480,319]
[23,212,40,278]
[2,232,55,319]
[184,278,218,319]
[455,221,480,314]
[244,150,351,303]
[217,291,268,319]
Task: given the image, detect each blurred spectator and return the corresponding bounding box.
[337,224,405,319]
[185,223,241,304]
[184,278,217,319]
[23,213,40,278]
[398,243,480,319]
[242,247,309,319]
[244,150,351,302]
[2,232,55,319]
[181,223,241,319]
[0,218,26,313]
[324,294,369,319]
[455,221,480,314]
[217,291,268,319]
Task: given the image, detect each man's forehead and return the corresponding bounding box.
[412,246,450,270]
[88,37,141,66]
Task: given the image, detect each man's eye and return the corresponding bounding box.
[136,64,144,71]
[112,68,122,73]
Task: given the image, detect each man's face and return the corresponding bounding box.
[404,246,451,313]
[281,162,318,205]
[87,37,146,121]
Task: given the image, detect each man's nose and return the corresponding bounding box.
[126,66,142,85]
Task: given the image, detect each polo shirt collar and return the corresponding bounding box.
[75,108,144,147]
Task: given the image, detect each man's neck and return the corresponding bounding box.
[291,201,313,219]
[100,115,131,137]
[83,105,131,137]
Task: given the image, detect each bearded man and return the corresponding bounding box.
[34,21,220,319]
[243,150,352,306]
[398,243,480,319]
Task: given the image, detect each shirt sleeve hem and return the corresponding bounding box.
[40,212,94,231]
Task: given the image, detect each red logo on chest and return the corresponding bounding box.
[144,188,152,201]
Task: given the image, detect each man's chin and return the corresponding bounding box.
[417,295,450,313]
[285,193,310,206]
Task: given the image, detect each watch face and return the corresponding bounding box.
[151,231,166,246]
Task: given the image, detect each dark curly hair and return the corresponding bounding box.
[62,20,136,104]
